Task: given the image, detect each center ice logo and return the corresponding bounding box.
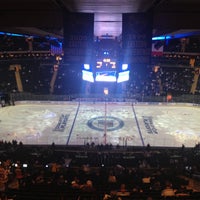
[87,116,124,131]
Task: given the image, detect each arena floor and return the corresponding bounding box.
[0,101,200,147]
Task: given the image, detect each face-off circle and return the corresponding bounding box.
[87,116,124,131]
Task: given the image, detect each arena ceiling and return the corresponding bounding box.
[0,0,200,39]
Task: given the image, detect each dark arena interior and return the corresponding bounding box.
[1,0,200,199]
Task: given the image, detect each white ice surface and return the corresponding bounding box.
[0,102,199,147]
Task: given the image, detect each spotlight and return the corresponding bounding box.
[83,64,90,70]
[122,64,128,70]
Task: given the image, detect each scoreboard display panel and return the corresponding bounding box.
[82,36,129,83]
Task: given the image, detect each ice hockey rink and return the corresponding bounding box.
[0,101,200,148]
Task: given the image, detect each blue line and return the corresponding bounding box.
[131,102,145,147]
[66,102,80,145]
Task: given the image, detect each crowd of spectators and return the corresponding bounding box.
[0,33,200,97]
[163,37,200,53]
[0,34,52,52]
[0,141,199,199]
[1,60,196,98]
[125,66,195,99]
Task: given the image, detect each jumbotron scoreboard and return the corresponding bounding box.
[82,36,129,84]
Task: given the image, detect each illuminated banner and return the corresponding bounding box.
[63,13,94,63]
[122,13,153,67]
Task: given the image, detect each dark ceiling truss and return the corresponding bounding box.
[0,0,200,39]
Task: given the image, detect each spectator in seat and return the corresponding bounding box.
[78,180,96,200]
[7,174,20,198]
[161,181,175,197]
[80,180,96,193]
[175,184,190,197]
[107,170,117,191]
[71,176,81,189]
[116,183,130,197]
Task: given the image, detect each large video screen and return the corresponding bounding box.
[82,70,94,83]
[117,71,130,83]
[95,71,117,82]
